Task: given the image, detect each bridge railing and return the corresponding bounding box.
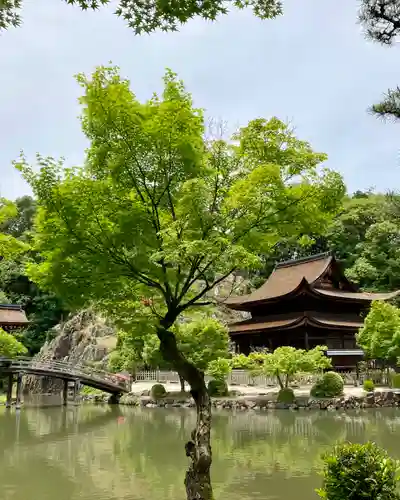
[8,358,130,391]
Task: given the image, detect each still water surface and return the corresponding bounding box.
[0,405,400,500]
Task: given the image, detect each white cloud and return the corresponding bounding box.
[1,0,400,199]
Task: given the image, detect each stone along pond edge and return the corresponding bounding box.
[82,390,400,410]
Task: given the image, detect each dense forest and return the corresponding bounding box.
[0,196,68,354]
[1,189,399,356]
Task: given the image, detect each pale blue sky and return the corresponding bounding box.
[1,0,400,200]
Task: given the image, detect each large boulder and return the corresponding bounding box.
[23,309,117,394]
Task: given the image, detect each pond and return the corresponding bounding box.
[0,405,399,500]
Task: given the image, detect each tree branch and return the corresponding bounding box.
[179,267,236,311]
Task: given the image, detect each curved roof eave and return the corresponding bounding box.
[229,315,306,334]
[226,277,313,311]
[310,287,400,302]
[306,315,363,329]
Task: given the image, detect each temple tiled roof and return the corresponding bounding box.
[226,252,400,310]
[0,304,29,326]
[229,311,364,335]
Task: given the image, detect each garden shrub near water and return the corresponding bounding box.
[317,442,400,499]
[363,379,375,392]
[391,373,400,389]
[310,371,344,398]
[207,379,228,397]
[277,387,295,404]
[81,386,106,396]
[150,384,166,399]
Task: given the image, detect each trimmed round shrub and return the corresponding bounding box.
[317,442,400,499]
[277,387,295,404]
[150,384,166,399]
[391,373,400,389]
[363,379,375,392]
[207,379,228,397]
[310,371,344,398]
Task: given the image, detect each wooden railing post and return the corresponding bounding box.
[63,379,69,406]
[6,373,13,409]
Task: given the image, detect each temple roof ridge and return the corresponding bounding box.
[274,251,333,270]
[226,251,400,311]
[0,304,25,310]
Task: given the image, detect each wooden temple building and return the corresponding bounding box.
[0,304,29,332]
[226,253,400,369]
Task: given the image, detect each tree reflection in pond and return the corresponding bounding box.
[0,407,399,500]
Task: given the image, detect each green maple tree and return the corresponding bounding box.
[16,65,344,499]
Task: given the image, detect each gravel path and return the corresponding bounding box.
[129,381,391,398]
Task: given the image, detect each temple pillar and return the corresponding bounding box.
[304,331,309,350]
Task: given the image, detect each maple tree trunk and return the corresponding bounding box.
[157,317,213,500]
[184,386,213,500]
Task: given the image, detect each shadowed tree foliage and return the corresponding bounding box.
[0,0,283,33]
[356,1,400,119]
[0,258,68,354]
[359,0,400,45]
[1,0,394,37]
[0,196,36,241]
[327,193,400,292]
[0,198,29,259]
[0,197,68,354]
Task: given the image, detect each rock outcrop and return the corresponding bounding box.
[23,309,117,394]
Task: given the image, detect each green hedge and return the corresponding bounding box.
[277,387,295,404]
[207,379,228,397]
[150,384,167,399]
[317,442,400,499]
[311,372,344,398]
[363,379,375,392]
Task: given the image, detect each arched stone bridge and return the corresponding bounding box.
[0,357,130,408]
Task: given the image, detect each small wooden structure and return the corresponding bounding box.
[225,253,400,370]
[0,304,29,332]
[0,358,130,409]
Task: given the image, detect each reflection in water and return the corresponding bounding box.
[0,406,399,500]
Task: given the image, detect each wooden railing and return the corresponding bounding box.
[3,357,130,391]
[135,369,392,387]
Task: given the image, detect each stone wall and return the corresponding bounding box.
[84,390,400,410]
